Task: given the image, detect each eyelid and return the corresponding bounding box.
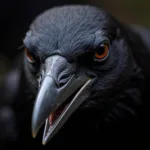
[99,40,110,48]
[93,33,110,46]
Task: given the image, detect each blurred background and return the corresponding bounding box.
[0,0,150,146]
[0,0,150,82]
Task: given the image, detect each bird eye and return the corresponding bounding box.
[94,43,109,61]
[24,48,35,63]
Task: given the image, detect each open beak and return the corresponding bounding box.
[31,55,94,145]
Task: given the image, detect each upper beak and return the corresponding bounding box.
[31,55,94,145]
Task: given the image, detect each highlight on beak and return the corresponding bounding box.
[31,74,93,145]
[32,76,59,138]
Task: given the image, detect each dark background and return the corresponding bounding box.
[0,0,150,144]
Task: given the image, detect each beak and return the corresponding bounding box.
[31,55,94,145]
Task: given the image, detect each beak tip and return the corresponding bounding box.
[32,130,37,138]
[31,115,43,139]
[31,122,40,139]
[42,139,46,146]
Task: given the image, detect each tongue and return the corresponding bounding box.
[48,104,67,126]
[49,113,56,126]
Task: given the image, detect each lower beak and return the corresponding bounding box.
[32,73,93,145]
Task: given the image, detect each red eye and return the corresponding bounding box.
[94,43,109,60]
[24,48,35,63]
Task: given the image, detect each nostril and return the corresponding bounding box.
[38,70,45,87]
[58,73,72,87]
[38,75,43,87]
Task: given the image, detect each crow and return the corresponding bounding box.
[1,4,150,149]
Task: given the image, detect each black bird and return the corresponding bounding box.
[2,5,150,149]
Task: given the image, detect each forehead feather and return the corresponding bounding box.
[30,5,109,35]
[24,5,116,56]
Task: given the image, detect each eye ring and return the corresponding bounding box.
[24,48,35,63]
[94,43,109,61]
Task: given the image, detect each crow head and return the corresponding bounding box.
[23,5,134,145]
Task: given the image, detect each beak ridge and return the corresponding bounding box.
[32,76,58,138]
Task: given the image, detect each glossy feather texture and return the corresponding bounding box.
[1,5,150,149]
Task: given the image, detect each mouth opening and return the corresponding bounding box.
[41,78,93,145]
[47,86,82,128]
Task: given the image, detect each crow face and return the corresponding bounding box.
[23,5,133,145]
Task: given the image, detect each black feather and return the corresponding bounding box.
[1,5,150,149]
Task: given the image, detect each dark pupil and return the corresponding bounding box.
[96,45,105,55]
